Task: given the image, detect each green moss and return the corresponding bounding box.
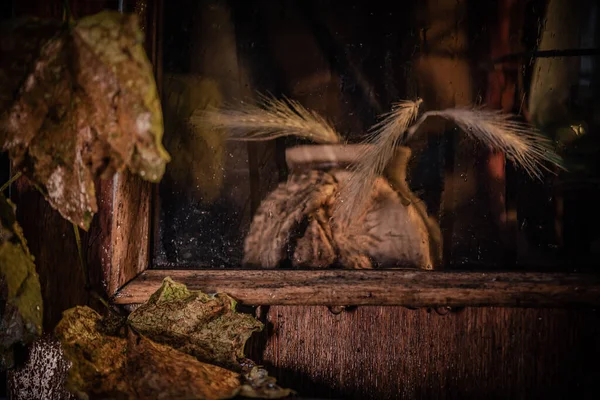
[0,194,42,368]
[128,277,264,371]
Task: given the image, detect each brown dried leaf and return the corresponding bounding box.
[54,306,130,399]
[0,12,170,230]
[72,11,170,181]
[128,333,241,400]
[8,32,98,228]
[127,277,264,371]
[0,193,42,370]
[55,306,242,400]
[239,366,296,399]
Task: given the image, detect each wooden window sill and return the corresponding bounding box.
[112,269,600,307]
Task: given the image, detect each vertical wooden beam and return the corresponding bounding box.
[104,0,158,295]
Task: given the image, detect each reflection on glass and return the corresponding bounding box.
[154,0,600,272]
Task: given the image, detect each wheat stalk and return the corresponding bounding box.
[190,93,342,145]
[406,107,566,179]
[334,101,565,221]
[333,99,422,221]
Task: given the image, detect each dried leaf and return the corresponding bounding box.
[7,32,98,229]
[128,333,241,400]
[55,306,242,400]
[239,366,295,399]
[128,277,264,371]
[54,306,131,399]
[0,12,170,230]
[0,193,43,370]
[72,11,171,181]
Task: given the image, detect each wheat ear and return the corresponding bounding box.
[189,93,342,145]
[333,99,422,221]
[406,108,566,179]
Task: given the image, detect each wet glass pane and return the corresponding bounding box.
[153,0,600,271]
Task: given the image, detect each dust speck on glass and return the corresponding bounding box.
[153,0,600,272]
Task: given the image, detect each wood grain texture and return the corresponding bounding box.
[106,171,152,295]
[113,269,600,307]
[252,305,600,399]
[12,178,89,330]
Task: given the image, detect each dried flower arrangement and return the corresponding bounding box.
[194,94,565,270]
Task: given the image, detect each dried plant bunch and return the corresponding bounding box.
[192,94,563,270]
[190,92,342,145]
[332,99,422,222]
[406,107,565,178]
[334,99,566,220]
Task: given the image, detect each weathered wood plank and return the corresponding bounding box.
[12,178,90,330]
[256,305,600,399]
[113,269,600,307]
[105,172,152,295]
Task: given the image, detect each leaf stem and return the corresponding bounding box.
[90,290,112,311]
[0,171,22,193]
[72,223,89,289]
[62,0,74,26]
[72,224,118,314]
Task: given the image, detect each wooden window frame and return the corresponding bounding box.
[105,0,600,309]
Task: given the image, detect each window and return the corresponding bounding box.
[113,0,600,307]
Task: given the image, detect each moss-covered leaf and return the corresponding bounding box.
[54,306,130,399]
[72,11,170,182]
[127,277,264,371]
[0,193,42,370]
[128,278,294,398]
[55,305,242,400]
[0,11,170,230]
[56,280,293,399]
